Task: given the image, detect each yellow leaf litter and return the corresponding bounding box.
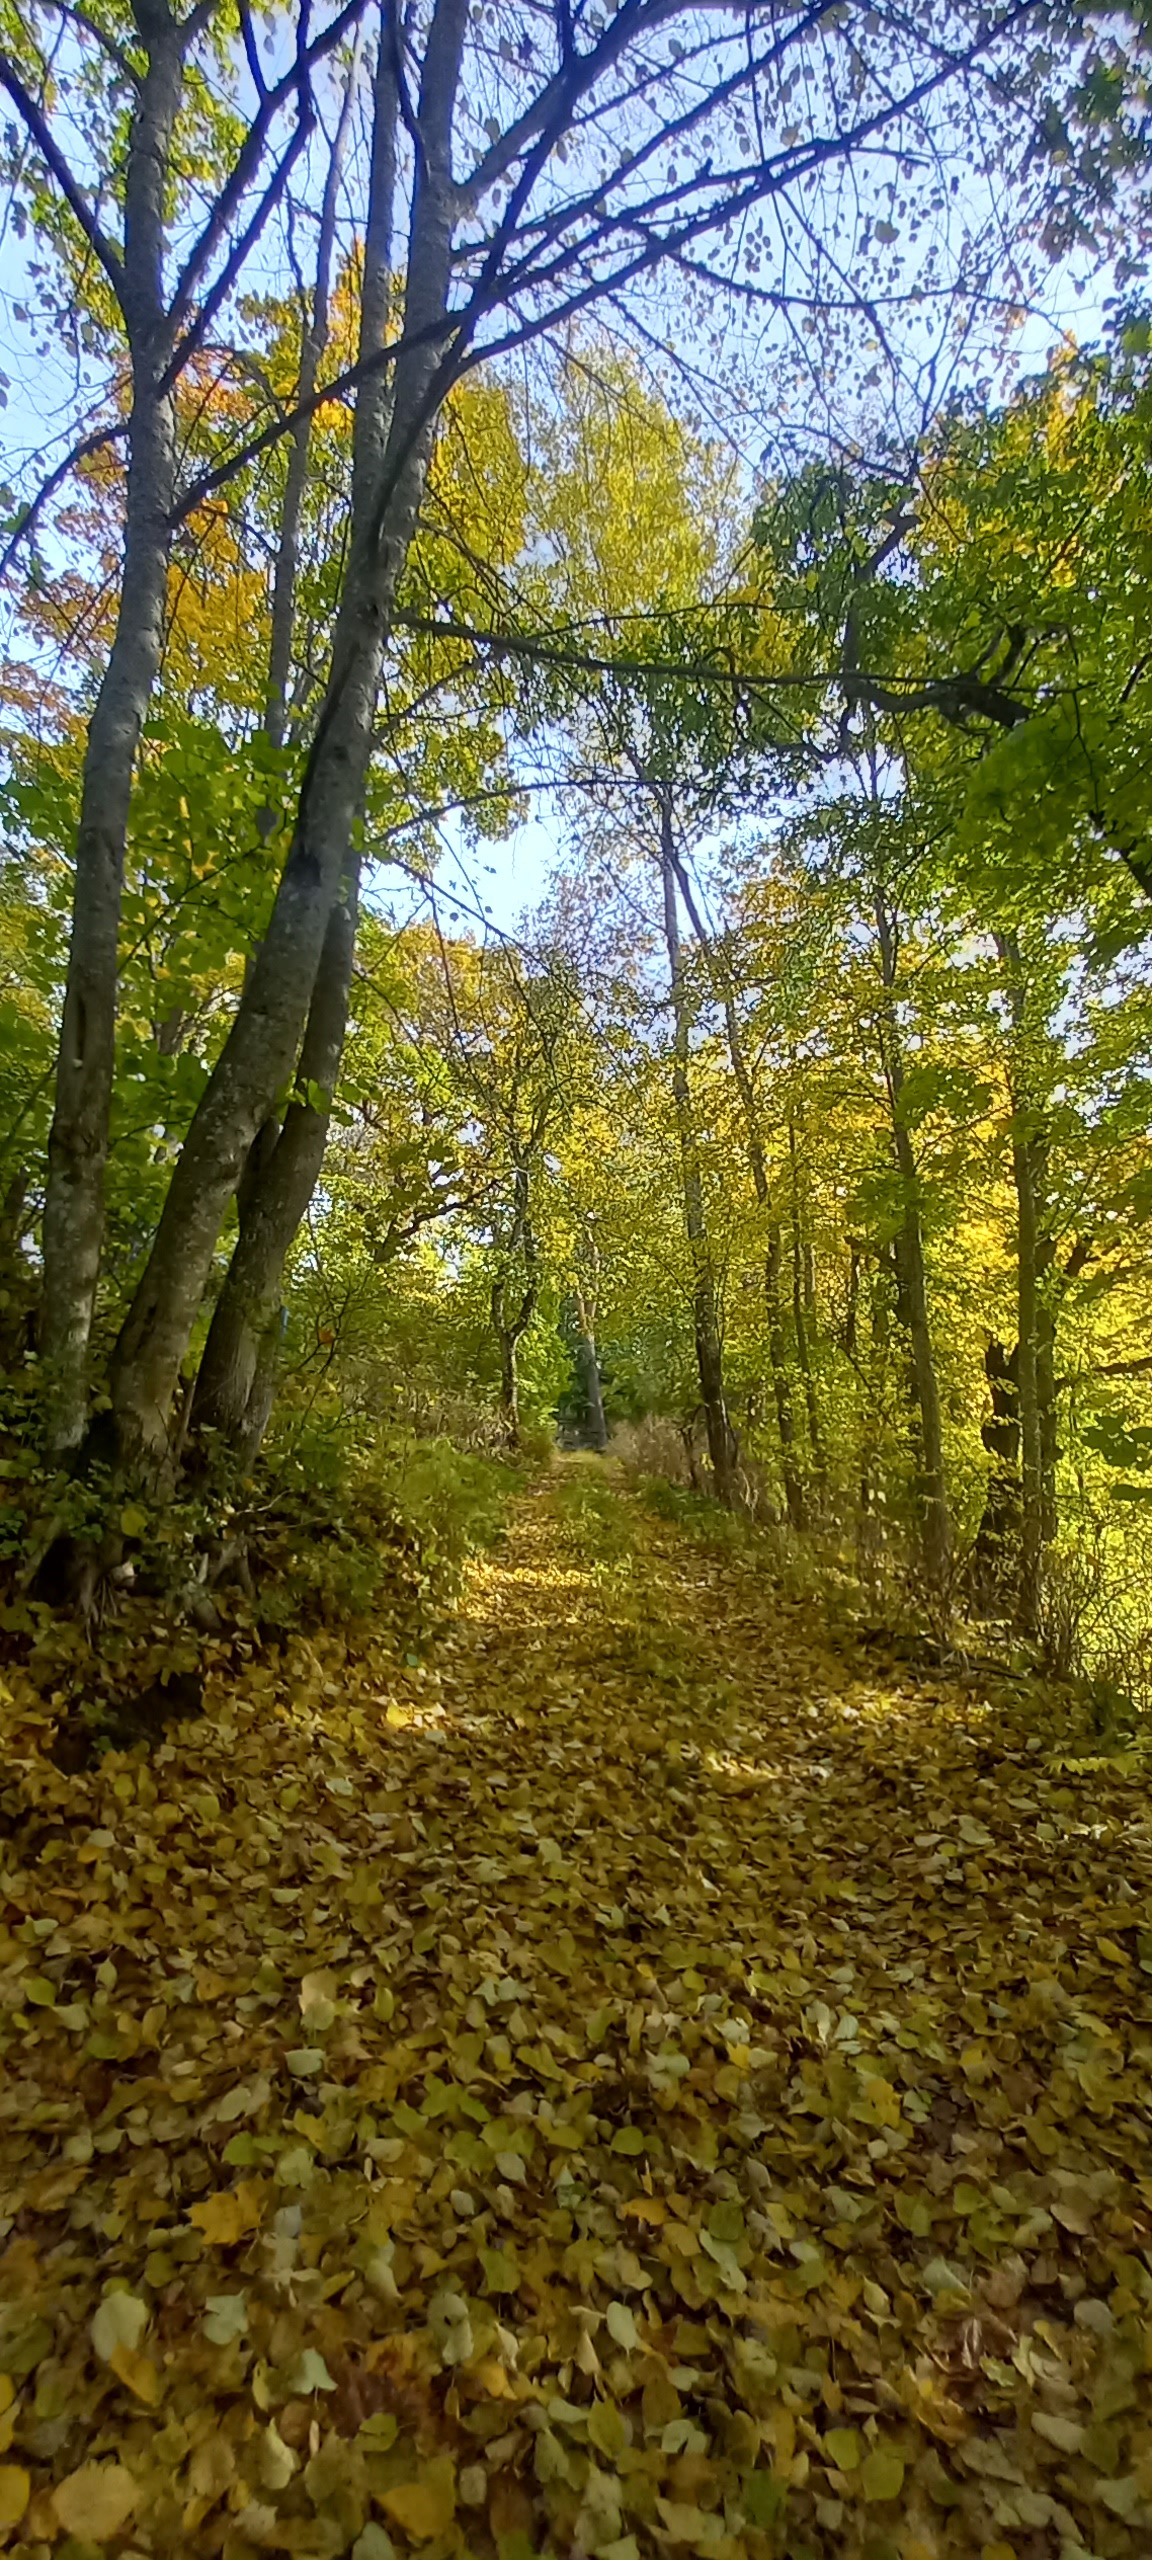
[1,1464,1152,2558]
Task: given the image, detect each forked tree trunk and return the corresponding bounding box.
[189,39,389,1459]
[874,889,952,1585]
[109,0,470,1465]
[190,862,358,1445]
[39,23,185,1454]
[658,794,737,1509]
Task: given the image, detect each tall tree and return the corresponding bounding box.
[14,0,1120,1468]
[0,0,358,1451]
[658,788,738,1507]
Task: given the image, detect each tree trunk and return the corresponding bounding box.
[491,1182,539,1452]
[264,40,360,750]
[994,931,1051,1635]
[873,890,952,1584]
[39,24,184,1453]
[971,1337,1021,1608]
[189,859,358,1448]
[1037,1276,1059,1549]
[787,1110,827,1495]
[188,38,382,1461]
[496,1318,521,1445]
[662,841,804,1527]
[108,1,470,1464]
[765,1222,805,1528]
[574,1286,609,1451]
[1010,1107,1045,1635]
[658,793,737,1508]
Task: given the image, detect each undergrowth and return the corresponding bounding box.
[0,1380,527,1763]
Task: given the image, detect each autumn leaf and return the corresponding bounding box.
[202,2293,249,2346]
[189,2181,264,2244]
[6,1469,1152,2560]
[380,2456,456,2539]
[108,2343,162,2404]
[0,2467,29,2529]
[53,2462,138,2540]
[861,2445,906,2502]
[91,2290,148,2363]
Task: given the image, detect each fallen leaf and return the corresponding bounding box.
[189,2181,264,2244]
[381,2456,456,2539]
[0,2467,29,2529]
[202,2293,249,2345]
[53,2461,138,2540]
[1031,2409,1084,2454]
[108,2343,162,2404]
[299,1969,339,2030]
[861,2445,905,2502]
[92,2290,148,2364]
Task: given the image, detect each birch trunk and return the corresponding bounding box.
[39,21,184,1452]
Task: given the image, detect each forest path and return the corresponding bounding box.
[2,1466,1152,2557]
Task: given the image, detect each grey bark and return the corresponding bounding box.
[110,0,469,1462]
[190,858,358,1445]
[873,888,952,1583]
[658,793,737,1509]
[189,35,383,1456]
[39,14,185,1453]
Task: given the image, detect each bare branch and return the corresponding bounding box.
[0,419,126,581]
[165,0,365,337]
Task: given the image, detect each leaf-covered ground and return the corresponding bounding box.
[2,1463,1152,2560]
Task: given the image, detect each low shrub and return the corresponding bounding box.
[0,1399,528,1760]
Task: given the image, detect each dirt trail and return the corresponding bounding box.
[1,1466,1151,2558]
